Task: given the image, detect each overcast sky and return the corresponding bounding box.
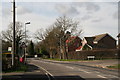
[1,0,119,41]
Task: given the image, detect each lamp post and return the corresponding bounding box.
[24,22,30,63]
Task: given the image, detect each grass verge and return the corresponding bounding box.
[46,58,94,61]
[3,63,28,73]
[46,58,119,61]
[107,64,120,69]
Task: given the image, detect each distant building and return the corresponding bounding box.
[66,36,82,52]
[82,33,116,50]
[117,33,120,49]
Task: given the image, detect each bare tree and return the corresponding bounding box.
[34,28,46,41]
[2,22,26,42]
[2,22,28,54]
[54,16,83,59]
[34,16,83,59]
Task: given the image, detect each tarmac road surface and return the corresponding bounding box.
[27,58,119,80]
[2,58,120,80]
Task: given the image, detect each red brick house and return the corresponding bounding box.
[82,33,116,50]
[66,36,82,52]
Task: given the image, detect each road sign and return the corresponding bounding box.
[8,47,12,51]
[87,56,95,60]
[34,55,38,58]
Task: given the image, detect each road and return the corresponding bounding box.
[2,58,119,80]
[27,58,119,80]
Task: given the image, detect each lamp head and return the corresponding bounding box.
[25,22,30,24]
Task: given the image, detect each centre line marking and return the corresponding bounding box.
[83,71,91,73]
[97,75,107,78]
[78,69,91,73]
[95,71,100,73]
[66,66,74,69]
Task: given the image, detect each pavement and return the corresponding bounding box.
[2,62,50,80]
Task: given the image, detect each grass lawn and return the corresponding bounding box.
[46,58,119,61]
[3,63,28,73]
[48,58,80,61]
[107,64,120,69]
[46,58,96,61]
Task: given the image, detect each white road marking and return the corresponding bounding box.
[107,75,119,78]
[79,69,86,72]
[97,75,107,78]
[65,66,74,69]
[33,63,55,80]
[94,71,100,73]
[45,73,51,80]
[78,69,91,73]
[39,60,63,67]
[83,71,91,73]
[79,69,85,71]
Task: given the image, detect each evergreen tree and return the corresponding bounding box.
[28,40,35,55]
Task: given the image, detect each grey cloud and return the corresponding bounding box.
[86,3,100,12]
[69,6,79,15]
[81,15,91,20]
[73,2,100,13]
[2,6,32,16]
[55,2,100,16]
[2,8,11,17]
[17,6,32,15]
[55,4,79,16]
[92,18,102,22]
[113,11,118,19]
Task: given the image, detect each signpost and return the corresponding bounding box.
[8,47,12,52]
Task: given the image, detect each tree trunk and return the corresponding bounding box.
[49,50,53,59]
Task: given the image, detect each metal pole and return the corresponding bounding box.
[24,22,30,63]
[25,24,26,63]
[12,0,16,66]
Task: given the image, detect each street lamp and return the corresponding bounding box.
[25,22,30,42]
[24,22,30,63]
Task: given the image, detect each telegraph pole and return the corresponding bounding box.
[12,0,16,66]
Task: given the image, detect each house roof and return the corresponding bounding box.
[94,33,116,41]
[76,46,82,50]
[117,33,120,37]
[84,37,95,42]
[84,37,95,47]
[93,33,107,42]
[84,33,116,44]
